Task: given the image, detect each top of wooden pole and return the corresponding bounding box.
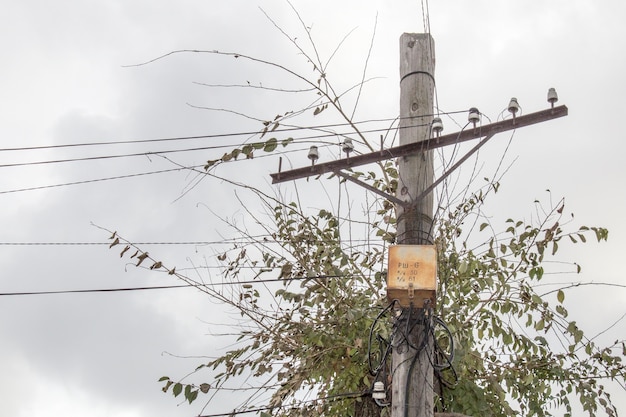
[396,33,436,245]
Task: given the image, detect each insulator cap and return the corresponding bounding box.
[307,145,319,161]
[468,107,481,124]
[432,117,443,134]
[547,88,558,104]
[372,381,386,400]
[508,97,520,115]
[342,138,354,155]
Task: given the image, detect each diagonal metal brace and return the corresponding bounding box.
[333,170,408,206]
[334,134,495,207]
[413,133,496,202]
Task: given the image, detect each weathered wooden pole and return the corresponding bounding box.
[391,33,435,417]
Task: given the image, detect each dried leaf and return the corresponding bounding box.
[136,252,149,267]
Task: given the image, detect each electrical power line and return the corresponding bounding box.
[0,114,462,154]
[196,391,367,417]
[0,119,391,152]
[0,238,380,246]
[0,112,473,196]
[0,284,192,296]
[0,167,187,195]
[0,117,468,169]
[0,241,229,246]
[0,274,353,297]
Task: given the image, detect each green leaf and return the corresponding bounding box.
[556,304,568,318]
[536,319,545,331]
[479,222,489,231]
[242,144,253,156]
[263,138,278,152]
[187,389,198,404]
[557,289,565,303]
[158,376,170,382]
[173,383,182,397]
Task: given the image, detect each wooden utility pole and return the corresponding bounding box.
[391,33,435,417]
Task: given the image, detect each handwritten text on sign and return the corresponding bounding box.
[394,261,421,282]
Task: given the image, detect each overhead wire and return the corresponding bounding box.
[0,237,384,246]
[0,109,474,199]
[0,113,464,154]
[0,111,469,170]
[0,117,406,153]
[0,273,354,297]
[0,123,422,169]
[0,284,192,296]
[0,128,461,197]
[196,390,367,417]
[0,166,188,195]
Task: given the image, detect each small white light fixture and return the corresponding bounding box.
[342,138,354,158]
[468,107,480,129]
[432,117,443,138]
[547,88,558,108]
[307,145,319,166]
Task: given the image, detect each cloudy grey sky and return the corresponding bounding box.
[1,1,625,416]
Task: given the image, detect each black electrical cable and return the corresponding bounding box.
[0,273,351,297]
[196,390,367,417]
[429,315,458,412]
[0,284,192,296]
[0,238,384,247]
[0,123,431,169]
[0,115,456,154]
[0,111,483,171]
[368,300,397,375]
[431,315,455,371]
[0,166,186,195]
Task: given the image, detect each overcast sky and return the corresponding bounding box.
[2,1,625,416]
